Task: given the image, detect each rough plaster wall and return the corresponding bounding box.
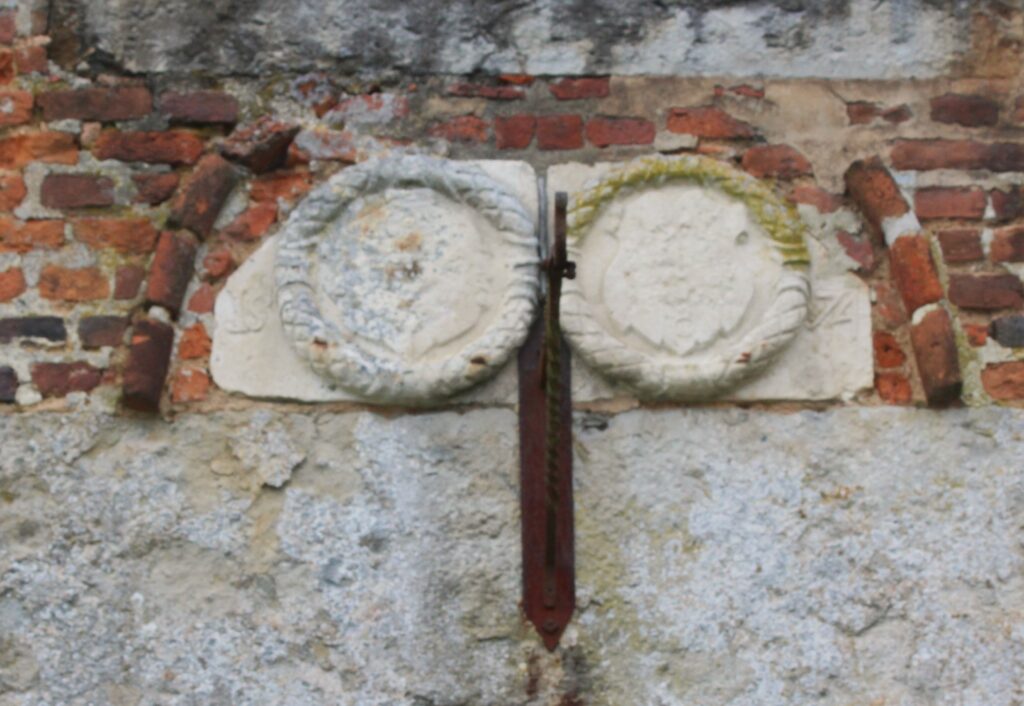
[2,407,1023,705]
[51,0,972,78]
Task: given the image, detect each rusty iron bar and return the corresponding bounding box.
[519,191,575,651]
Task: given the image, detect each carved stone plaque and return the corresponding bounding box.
[555,155,814,400]
[212,158,538,404]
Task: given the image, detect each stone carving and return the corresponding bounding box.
[560,155,812,399]
[273,156,538,404]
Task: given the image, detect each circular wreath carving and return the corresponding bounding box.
[275,155,538,404]
[562,154,812,400]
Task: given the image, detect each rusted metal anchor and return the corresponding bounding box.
[518,191,576,651]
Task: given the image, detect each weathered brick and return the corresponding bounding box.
[446,83,524,100]
[187,282,215,314]
[990,186,1023,222]
[913,187,986,220]
[889,235,943,314]
[223,203,277,241]
[909,308,962,406]
[875,373,912,404]
[122,318,175,413]
[145,231,197,317]
[171,367,210,403]
[0,90,32,126]
[963,323,988,347]
[0,266,24,301]
[160,91,239,124]
[93,130,204,166]
[835,230,876,272]
[74,218,159,254]
[250,171,312,203]
[0,49,14,84]
[40,174,115,209]
[585,117,655,147]
[0,11,14,45]
[981,361,1024,400]
[500,74,534,86]
[844,157,910,242]
[666,106,755,139]
[428,115,488,143]
[0,172,25,210]
[948,273,1024,310]
[37,87,151,122]
[327,93,409,126]
[881,104,912,124]
[549,77,609,100]
[536,115,583,151]
[31,361,102,398]
[202,247,235,280]
[168,155,238,239]
[0,132,77,168]
[114,265,145,300]
[292,128,357,162]
[891,140,1024,172]
[132,172,179,205]
[13,44,46,74]
[741,144,812,179]
[990,315,1024,348]
[874,281,908,328]
[991,225,1024,262]
[0,316,66,343]
[0,217,63,253]
[873,331,906,368]
[936,228,983,263]
[788,185,840,213]
[0,365,16,403]
[847,101,879,124]
[930,93,1000,127]
[78,315,129,349]
[494,115,536,150]
[38,264,109,301]
[219,117,299,173]
[178,322,211,359]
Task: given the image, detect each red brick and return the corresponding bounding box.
[160,91,239,124]
[0,316,66,343]
[930,93,1000,127]
[891,140,1024,172]
[0,49,13,84]
[38,87,151,122]
[250,171,312,203]
[0,132,77,168]
[146,231,197,317]
[990,187,1023,222]
[549,77,609,100]
[666,106,755,139]
[875,373,912,404]
[881,105,912,124]
[223,203,277,241]
[0,11,14,45]
[38,264,109,301]
[889,235,943,314]
[874,281,908,328]
[168,154,238,239]
[909,308,962,406]
[937,228,983,263]
[171,367,210,403]
[789,184,840,213]
[31,362,102,398]
[0,266,24,301]
[93,130,204,166]
[187,282,215,314]
[963,323,988,347]
[132,172,179,205]
[74,218,158,254]
[494,115,536,150]
[0,218,64,253]
[913,187,986,220]
[78,315,129,349]
[499,74,534,86]
[428,115,488,143]
[202,247,235,280]
[844,157,910,242]
[0,90,32,126]
[0,172,25,210]
[40,174,115,209]
[728,84,764,99]
[122,318,175,413]
[446,83,524,100]
[178,322,211,359]
[219,117,300,173]
[741,144,812,179]
[982,361,1024,400]
[991,225,1024,262]
[948,274,1024,310]
[836,230,876,272]
[114,265,145,300]
[13,45,47,74]
[585,117,655,147]
[536,114,583,151]
[873,331,906,368]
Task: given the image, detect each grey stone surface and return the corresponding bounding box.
[51,0,970,79]
[2,406,1023,704]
